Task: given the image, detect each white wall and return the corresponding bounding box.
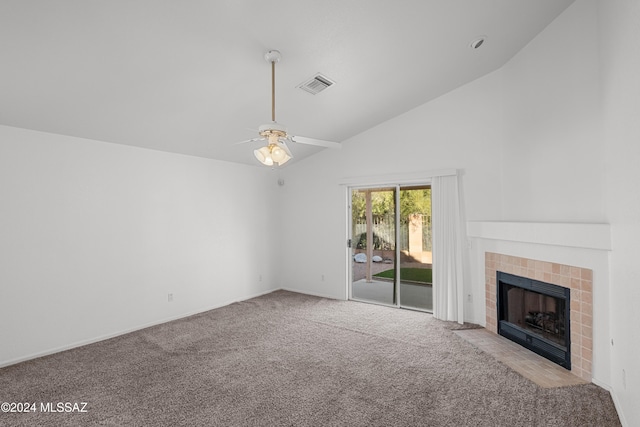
[0,125,280,366]
[599,0,640,425]
[278,69,505,302]
[496,0,640,422]
[280,0,639,423]
[487,0,612,389]
[501,0,605,222]
[1,0,637,424]
[279,0,606,321]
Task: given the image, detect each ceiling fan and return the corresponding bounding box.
[237,50,340,166]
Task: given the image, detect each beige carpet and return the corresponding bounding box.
[0,290,621,426]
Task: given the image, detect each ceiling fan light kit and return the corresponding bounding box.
[254,122,292,166]
[239,49,340,167]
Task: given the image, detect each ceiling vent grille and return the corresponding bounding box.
[297,74,335,95]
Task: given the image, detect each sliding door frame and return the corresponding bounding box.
[347,182,432,312]
[348,185,401,308]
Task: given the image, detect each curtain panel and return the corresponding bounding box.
[432,174,465,324]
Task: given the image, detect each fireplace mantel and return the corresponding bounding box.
[467,221,611,251]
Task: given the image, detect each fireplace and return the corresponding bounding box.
[484,252,593,382]
[497,271,571,369]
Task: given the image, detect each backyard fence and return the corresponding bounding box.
[353,214,432,251]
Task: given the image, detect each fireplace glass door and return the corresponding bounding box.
[497,271,571,369]
[503,285,566,347]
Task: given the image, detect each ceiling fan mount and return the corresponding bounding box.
[235,49,340,167]
[264,49,281,65]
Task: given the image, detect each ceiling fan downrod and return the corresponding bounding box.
[265,50,281,123]
[252,50,291,167]
[246,49,340,166]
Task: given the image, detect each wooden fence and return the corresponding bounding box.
[353,215,432,251]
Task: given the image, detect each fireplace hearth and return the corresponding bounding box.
[497,271,571,369]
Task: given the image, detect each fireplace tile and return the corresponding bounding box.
[571,277,581,289]
[571,297,581,311]
[573,331,583,347]
[571,310,582,326]
[571,266,581,278]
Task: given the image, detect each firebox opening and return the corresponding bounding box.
[497,271,571,369]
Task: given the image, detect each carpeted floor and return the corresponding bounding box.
[0,290,621,426]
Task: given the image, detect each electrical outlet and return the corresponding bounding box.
[259,274,262,282]
[467,294,473,303]
[321,274,325,282]
[168,293,173,302]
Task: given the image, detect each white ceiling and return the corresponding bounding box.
[0,0,575,167]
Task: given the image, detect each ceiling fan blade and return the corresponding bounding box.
[234,137,264,145]
[280,139,293,158]
[290,135,341,149]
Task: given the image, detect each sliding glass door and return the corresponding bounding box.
[397,186,432,311]
[349,185,432,312]
[350,187,397,306]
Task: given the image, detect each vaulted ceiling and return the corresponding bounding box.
[0,0,575,166]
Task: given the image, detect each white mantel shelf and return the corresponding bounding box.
[467,221,611,251]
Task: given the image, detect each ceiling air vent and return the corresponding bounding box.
[297,73,335,95]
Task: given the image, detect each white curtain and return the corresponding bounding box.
[432,174,465,324]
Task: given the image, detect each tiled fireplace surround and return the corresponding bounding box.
[485,252,593,382]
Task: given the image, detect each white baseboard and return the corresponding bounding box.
[591,378,627,427]
[0,287,280,369]
[591,377,612,391]
[278,287,345,301]
[464,316,485,327]
[607,389,628,427]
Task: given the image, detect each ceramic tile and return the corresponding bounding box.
[454,329,589,388]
